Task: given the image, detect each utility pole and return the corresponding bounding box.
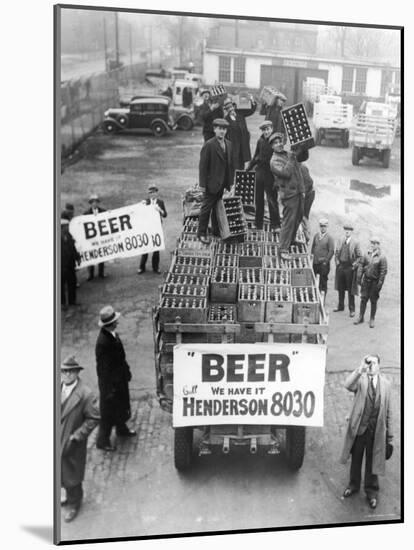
[235,19,239,48]
[114,11,120,67]
[179,16,184,66]
[103,16,108,71]
[129,23,133,67]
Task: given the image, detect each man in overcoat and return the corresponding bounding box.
[334,222,361,317]
[247,120,280,231]
[311,218,335,304]
[95,305,136,451]
[61,356,99,522]
[83,194,106,281]
[138,184,167,275]
[354,237,388,328]
[61,218,81,308]
[340,354,393,509]
[197,118,235,243]
[264,91,287,136]
[223,97,253,170]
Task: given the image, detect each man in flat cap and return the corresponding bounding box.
[223,96,255,170]
[61,218,81,308]
[311,218,335,304]
[61,356,99,522]
[354,237,388,328]
[84,194,106,281]
[270,132,305,258]
[264,91,287,137]
[197,118,235,243]
[247,120,280,230]
[95,305,136,451]
[334,222,362,317]
[138,185,167,275]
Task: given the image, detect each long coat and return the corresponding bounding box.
[224,113,252,169]
[61,231,80,273]
[334,237,361,296]
[61,379,100,488]
[95,328,132,425]
[340,370,393,476]
[199,137,235,194]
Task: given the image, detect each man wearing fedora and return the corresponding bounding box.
[95,306,136,451]
[222,96,254,170]
[270,132,305,259]
[138,184,167,275]
[83,194,106,281]
[61,218,81,308]
[334,222,362,317]
[354,237,388,328]
[311,218,335,304]
[61,355,100,522]
[340,354,394,510]
[197,118,235,244]
[247,120,280,231]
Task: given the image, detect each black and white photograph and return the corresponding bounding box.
[53,2,404,545]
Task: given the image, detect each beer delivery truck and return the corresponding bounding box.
[152,183,328,472]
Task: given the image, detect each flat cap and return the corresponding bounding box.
[213,118,229,128]
[259,120,273,130]
[370,236,381,244]
[319,218,329,226]
[269,132,285,144]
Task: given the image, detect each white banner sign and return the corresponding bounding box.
[173,343,326,428]
[69,203,165,267]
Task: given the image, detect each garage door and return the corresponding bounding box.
[260,65,296,106]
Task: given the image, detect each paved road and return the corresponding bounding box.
[59,114,401,542]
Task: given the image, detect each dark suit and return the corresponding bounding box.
[95,328,132,446]
[334,237,362,313]
[139,198,167,272]
[201,105,224,142]
[197,137,235,237]
[61,231,80,305]
[357,251,388,322]
[61,379,99,507]
[83,206,106,279]
[224,112,252,170]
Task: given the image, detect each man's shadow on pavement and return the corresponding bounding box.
[21,526,53,543]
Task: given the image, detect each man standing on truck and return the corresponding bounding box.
[270,132,305,259]
[300,162,315,244]
[354,237,388,328]
[95,305,136,451]
[264,91,287,136]
[334,222,361,317]
[340,354,393,510]
[311,218,335,305]
[247,120,280,231]
[222,97,253,170]
[197,119,234,244]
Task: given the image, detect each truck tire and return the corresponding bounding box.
[177,115,194,131]
[342,130,349,148]
[352,146,360,166]
[382,149,391,168]
[174,427,193,471]
[285,426,306,471]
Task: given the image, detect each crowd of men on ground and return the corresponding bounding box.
[60,85,393,523]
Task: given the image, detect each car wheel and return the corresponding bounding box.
[177,116,194,131]
[104,122,117,134]
[117,115,128,127]
[151,121,167,137]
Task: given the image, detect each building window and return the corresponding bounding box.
[394,71,400,86]
[233,57,246,83]
[218,56,231,82]
[355,68,367,94]
[342,67,354,93]
[381,70,393,96]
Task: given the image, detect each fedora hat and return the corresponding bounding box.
[89,193,100,204]
[98,305,121,327]
[148,184,158,192]
[343,221,354,230]
[61,355,84,371]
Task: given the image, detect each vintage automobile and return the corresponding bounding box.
[103,96,194,137]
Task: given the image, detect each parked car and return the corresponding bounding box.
[103,96,194,137]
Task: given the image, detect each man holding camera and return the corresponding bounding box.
[340,354,393,510]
